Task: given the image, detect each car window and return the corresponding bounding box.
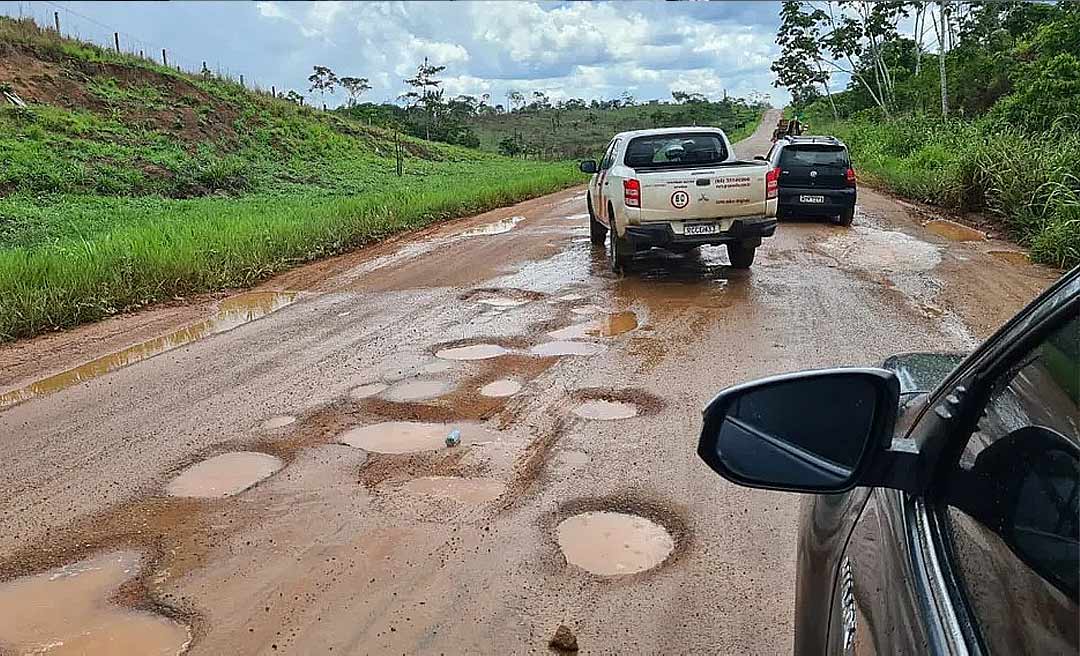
[624,132,728,169]
[779,145,849,168]
[941,315,1079,654]
[600,138,620,170]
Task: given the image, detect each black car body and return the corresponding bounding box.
[699,267,1079,654]
[768,136,857,225]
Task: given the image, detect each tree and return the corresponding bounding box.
[773,1,837,118]
[308,65,338,101]
[507,90,525,112]
[339,76,372,106]
[400,57,447,140]
[284,90,305,106]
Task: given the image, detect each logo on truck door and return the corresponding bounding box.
[671,190,690,208]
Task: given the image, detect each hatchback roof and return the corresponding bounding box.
[779,135,846,147]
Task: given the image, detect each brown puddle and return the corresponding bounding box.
[924,219,986,242]
[262,415,296,430]
[0,291,297,410]
[459,215,526,236]
[436,344,510,360]
[382,379,453,402]
[989,250,1029,265]
[400,476,506,504]
[338,421,498,454]
[548,312,638,340]
[0,551,190,655]
[477,297,529,308]
[165,451,283,498]
[556,512,674,576]
[479,379,522,398]
[530,341,606,357]
[349,382,388,400]
[572,400,638,421]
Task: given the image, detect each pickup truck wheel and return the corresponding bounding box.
[609,228,631,273]
[588,196,607,245]
[727,242,756,269]
[836,207,855,226]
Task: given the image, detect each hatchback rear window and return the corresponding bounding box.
[624,133,728,169]
[779,145,849,167]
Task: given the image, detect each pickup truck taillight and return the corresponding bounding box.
[846,167,857,186]
[624,178,641,208]
[766,166,780,200]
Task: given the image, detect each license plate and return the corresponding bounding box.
[800,195,825,204]
[685,223,720,236]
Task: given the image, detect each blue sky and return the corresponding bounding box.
[2,1,791,106]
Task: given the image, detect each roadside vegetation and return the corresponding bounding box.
[775,1,1079,267]
[0,17,580,340]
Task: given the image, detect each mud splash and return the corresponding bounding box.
[262,415,296,430]
[401,476,506,504]
[459,215,526,236]
[339,422,495,454]
[479,379,522,397]
[548,312,638,340]
[0,291,298,410]
[556,512,674,576]
[382,379,453,402]
[436,344,510,360]
[572,400,638,421]
[0,551,190,655]
[530,341,606,357]
[165,451,283,498]
[924,219,985,242]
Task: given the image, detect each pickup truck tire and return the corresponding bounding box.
[727,242,756,269]
[588,196,607,245]
[836,207,855,226]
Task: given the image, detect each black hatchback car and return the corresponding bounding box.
[699,267,1078,654]
[766,136,857,225]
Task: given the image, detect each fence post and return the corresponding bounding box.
[239,75,244,87]
[161,49,168,67]
[113,32,119,52]
[271,85,276,98]
[53,11,60,33]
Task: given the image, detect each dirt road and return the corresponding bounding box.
[0,110,1060,655]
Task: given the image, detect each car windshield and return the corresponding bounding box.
[780,145,849,167]
[624,133,728,169]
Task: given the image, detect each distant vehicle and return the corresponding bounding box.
[771,116,804,141]
[698,267,1079,655]
[579,127,777,271]
[767,135,857,226]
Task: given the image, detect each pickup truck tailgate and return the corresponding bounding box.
[636,163,770,222]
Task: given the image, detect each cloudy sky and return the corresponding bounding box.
[2,1,791,106]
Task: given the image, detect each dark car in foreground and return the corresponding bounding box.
[766,135,857,226]
[699,267,1078,654]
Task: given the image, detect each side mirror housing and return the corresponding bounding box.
[753,155,767,161]
[698,368,900,493]
[579,159,598,174]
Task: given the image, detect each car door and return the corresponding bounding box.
[596,138,620,225]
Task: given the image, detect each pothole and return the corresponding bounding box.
[989,249,1029,265]
[339,422,496,454]
[262,415,296,430]
[419,359,454,374]
[924,218,985,242]
[400,476,506,504]
[459,215,525,236]
[165,451,283,498]
[0,551,191,655]
[548,311,638,340]
[818,225,941,272]
[477,297,529,308]
[572,400,638,420]
[479,379,522,397]
[381,379,452,402]
[556,512,674,576]
[349,382,388,400]
[436,344,510,360]
[530,341,606,357]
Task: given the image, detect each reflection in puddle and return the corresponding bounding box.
[548,312,638,340]
[572,400,638,420]
[382,379,452,402]
[557,512,674,576]
[530,341,606,357]
[165,452,283,498]
[459,215,526,237]
[401,476,506,504]
[0,551,191,655]
[924,219,985,242]
[262,415,296,430]
[436,344,510,360]
[479,379,522,397]
[0,291,298,410]
[349,382,388,400]
[989,250,1029,265]
[818,226,941,272]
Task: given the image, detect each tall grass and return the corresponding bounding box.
[818,114,1079,268]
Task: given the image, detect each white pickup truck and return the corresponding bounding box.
[579,127,778,270]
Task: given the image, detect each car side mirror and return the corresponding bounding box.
[579,160,598,174]
[698,369,899,493]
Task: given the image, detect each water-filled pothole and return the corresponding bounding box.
[401,476,506,504]
[478,297,529,308]
[262,415,296,430]
[436,344,510,360]
[924,219,985,241]
[556,511,674,576]
[165,451,283,498]
[479,379,522,397]
[459,215,526,236]
[548,311,638,340]
[989,250,1029,265]
[530,341,606,357]
[572,400,638,420]
[382,379,452,402]
[339,422,495,454]
[0,551,191,655]
[349,382,388,400]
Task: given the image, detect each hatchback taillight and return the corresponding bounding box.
[766,166,780,200]
[624,178,641,207]
[846,167,857,186]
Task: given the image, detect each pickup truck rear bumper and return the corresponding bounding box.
[624,217,777,251]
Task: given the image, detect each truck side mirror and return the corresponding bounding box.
[579,160,598,174]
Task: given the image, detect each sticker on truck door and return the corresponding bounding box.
[671,190,689,208]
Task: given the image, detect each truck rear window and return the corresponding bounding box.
[779,145,849,167]
[624,133,728,169]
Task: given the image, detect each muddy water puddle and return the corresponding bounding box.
[382,379,453,402]
[479,379,522,397]
[436,344,510,360]
[818,225,941,272]
[924,219,986,242]
[400,476,506,504]
[349,382,389,399]
[0,551,190,655]
[548,311,638,340]
[165,451,283,498]
[530,341,606,357]
[0,291,297,410]
[477,297,529,308]
[459,215,526,236]
[989,250,1029,265]
[262,415,296,430]
[557,512,674,576]
[339,421,497,454]
[572,400,638,421]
